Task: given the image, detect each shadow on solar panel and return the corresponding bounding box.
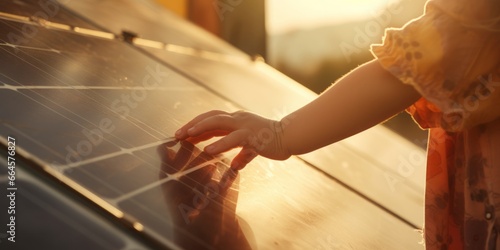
[157,140,252,249]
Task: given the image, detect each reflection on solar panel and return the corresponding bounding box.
[0,0,425,249]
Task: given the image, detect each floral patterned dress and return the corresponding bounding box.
[371,0,500,249]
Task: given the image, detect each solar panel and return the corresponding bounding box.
[56,2,426,229]
[0,1,424,249]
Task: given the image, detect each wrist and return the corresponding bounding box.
[273,119,291,160]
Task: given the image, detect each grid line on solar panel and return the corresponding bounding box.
[57,139,236,205]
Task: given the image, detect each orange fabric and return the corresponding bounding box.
[372,0,500,249]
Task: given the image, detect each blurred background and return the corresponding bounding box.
[156,0,428,147]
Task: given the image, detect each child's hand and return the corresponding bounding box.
[175,110,291,170]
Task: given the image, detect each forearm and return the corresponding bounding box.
[281,59,421,155]
[175,59,422,169]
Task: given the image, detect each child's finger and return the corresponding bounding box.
[186,114,239,138]
[185,130,230,144]
[175,110,229,139]
[203,129,250,155]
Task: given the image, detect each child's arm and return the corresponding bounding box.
[175,59,421,169]
[281,59,421,155]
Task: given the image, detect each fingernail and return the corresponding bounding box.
[187,126,196,134]
[231,163,240,170]
[205,144,215,153]
[175,129,182,136]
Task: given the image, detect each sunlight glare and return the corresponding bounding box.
[267,0,397,34]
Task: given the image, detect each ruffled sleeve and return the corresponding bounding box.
[371,0,500,132]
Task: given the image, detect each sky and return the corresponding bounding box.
[267,0,397,34]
